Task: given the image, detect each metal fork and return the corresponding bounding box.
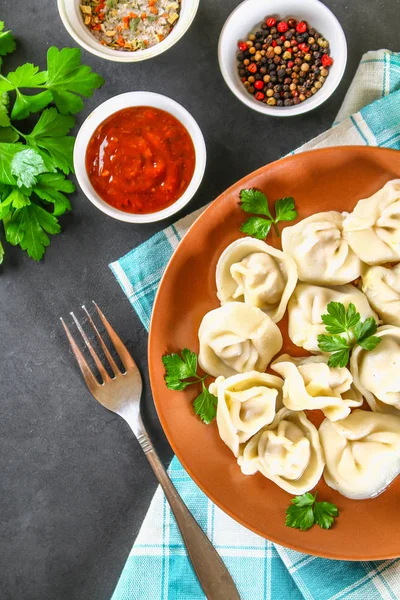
[61,302,240,600]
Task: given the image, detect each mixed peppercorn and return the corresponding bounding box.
[237,17,333,107]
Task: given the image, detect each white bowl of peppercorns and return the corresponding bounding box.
[218,0,347,116]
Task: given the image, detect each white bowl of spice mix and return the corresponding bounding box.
[57,0,199,62]
[219,0,347,116]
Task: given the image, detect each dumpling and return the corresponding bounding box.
[215,237,297,322]
[361,263,400,326]
[350,325,400,414]
[282,211,361,285]
[198,302,283,378]
[288,282,378,353]
[319,410,400,499]
[238,408,324,495]
[343,179,400,265]
[210,371,283,457]
[271,354,363,421]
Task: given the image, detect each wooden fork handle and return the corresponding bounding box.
[138,434,240,600]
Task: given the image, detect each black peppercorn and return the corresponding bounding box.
[255,30,263,38]
[255,73,262,80]
[277,99,284,106]
[277,68,286,78]
[261,57,267,64]
[260,66,267,74]
[261,22,268,30]
[283,84,290,91]
[244,50,251,58]
[293,97,300,105]
[298,77,305,85]
[237,52,244,61]
[309,27,316,35]
[311,44,319,52]
[274,83,282,92]
[283,91,291,99]
[305,81,312,89]
[270,27,277,34]
[273,92,280,100]
[284,98,293,106]
[296,35,305,43]
[267,82,274,89]
[239,69,246,77]
[285,30,293,39]
[276,38,283,46]
[314,32,320,39]
[254,42,262,50]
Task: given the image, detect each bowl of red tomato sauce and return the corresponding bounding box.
[74,92,206,223]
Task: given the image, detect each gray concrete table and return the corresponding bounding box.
[1,1,398,598]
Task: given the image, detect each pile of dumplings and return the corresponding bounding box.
[198,179,400,501]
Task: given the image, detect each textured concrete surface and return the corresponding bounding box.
[1,1,398,598]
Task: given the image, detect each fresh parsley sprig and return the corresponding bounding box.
[239,188,297,239]
[317,302,381,367]
[162,349,217,424]
[286,492,339,531]
[0,23,104,263]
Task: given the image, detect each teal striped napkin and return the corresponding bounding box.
[109,51,400,600]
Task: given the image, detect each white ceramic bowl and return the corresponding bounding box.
[218,0,347,116]
[57,0,199,62]
[74,91,206,223]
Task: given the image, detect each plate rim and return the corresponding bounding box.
[148,145,400,560]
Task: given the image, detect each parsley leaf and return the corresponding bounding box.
[162,348,198,381]
[46,47,105,114]
[239,188,298,239]
[0,21,16,60]
[240,216,271,239]
[317,334,349,353]
[274,196,297,222]
[5,203,60,260]
[358,335,381,351]
[162,348,217,424]
[11,90,53,121]
[313,501,339,529]
[318,302,382,367]
[33,173,74,216]
[0,240,4,264]
[25,108,75,174]
[286,492,339,531]
[11,148,47,187]
[240,188,272,217]
[7,63,47,87]
[194,383,218,425]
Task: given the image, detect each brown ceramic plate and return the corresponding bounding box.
[148,146,400,560]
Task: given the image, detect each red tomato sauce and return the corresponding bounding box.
[85,106,196,214]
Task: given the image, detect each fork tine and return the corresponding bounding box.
[92,301,135,370]
[60,318,99,392]
[70,311,112,383]
[81,305,121,377]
